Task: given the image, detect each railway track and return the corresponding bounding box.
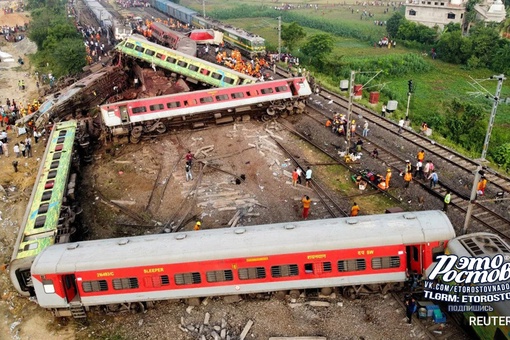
[291,78,510,240]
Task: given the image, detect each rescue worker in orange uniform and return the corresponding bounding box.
[194,221,201,231]
[385,168,392,189]
[350,202,360,216]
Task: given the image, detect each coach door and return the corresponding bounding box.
[63,274,78,303]
[406,244,422,274]
[119,106,129,124]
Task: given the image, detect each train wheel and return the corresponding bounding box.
[106,304,122,312]
[343,287,357,300]
[289,289,300,300]
[130,302,145,314]
[280,111,289,118]
[261,114,272,122]
[129,135,141,144]
[321,287,333,296]
[274,291,286,300]
[156,123,166,134]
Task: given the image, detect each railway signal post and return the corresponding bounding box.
[405,79,413,119]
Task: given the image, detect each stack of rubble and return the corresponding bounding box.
[179,310,254,340]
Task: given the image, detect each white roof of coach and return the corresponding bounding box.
[32,211,455,274]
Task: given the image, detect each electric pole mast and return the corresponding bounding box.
[278,16,281,61]
[462,74,505,234]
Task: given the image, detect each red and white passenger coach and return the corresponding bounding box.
[31,211,455,317]
[100,76,311,141]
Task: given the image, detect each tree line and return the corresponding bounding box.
[27,0,86,79]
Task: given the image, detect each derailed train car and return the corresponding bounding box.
[100,76,311,142]
[31,211,455,318]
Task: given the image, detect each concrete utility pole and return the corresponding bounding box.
[462,74,505,234]
[277,16,282,61]
[202,0,206,18]
[345,70,356,155]
[405,79,413,119]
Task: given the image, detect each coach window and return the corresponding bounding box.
[144,275,170,288]
[232,92,244,99]
[275,85,288,93]
[156,53,164,59]
[167,101,181,109]
[132,106,147,114]
[206,270,234,283]
[271,264,299,278]
[260,88,274,95]
[177,61,188,68]
[188,65,199,72]
[200,69,210,76]
[174,272,201,285]
[52,152,62,160]
[135,45,144,53]
[48,170,58,179]
[224,77,235,85]
[82,280,108,292]
[145,49,155,56]
[112,277,139,290]
[372,256,400,269]
[150,104,165,111]
[199,96,214,104]
[216,94,229,101]
[211,72,222,80]
[431,244,445,261]
[238,267,266,280]
[338,259,366,272]
[42,279,55,294]
[308,261,334,273]
[166,56,177,64]
[34,216,46,228]
[125,42,135,49]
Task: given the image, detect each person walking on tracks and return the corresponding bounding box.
[428,170,438,189]
[305,167,312,187]
[301,195,311,219]
[443,190,451,212]
[185,162,193,182]
[385,168,392,189]
[403,171,412,189]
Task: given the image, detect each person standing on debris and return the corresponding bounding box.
[305,167,312,187]
[443,190,451,212]
[302,195,311,219]
[185,150,194,166]
[381,104,386,117]
[13,143,20,158]
[292,168,299,186]
[423,160,431,179]
[185,162,193,182]
[194,221,201,231]
[350,202,360,216]
[12,160,18,173]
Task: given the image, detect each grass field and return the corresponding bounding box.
[182,0,510,160]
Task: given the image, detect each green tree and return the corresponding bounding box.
[301,33,334,70]
[436,30,472,64]
[50,38,87,77]
[490,40,510,74]
[386,13,405,38]
[492,143,510,171]
[281,22,305,53]
[470,24,501,68]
